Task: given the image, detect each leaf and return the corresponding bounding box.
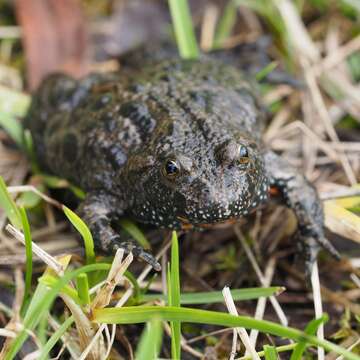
[41,174,85,199]
[17,187,43,209]
[63,206,95,265]
[139,286,284,304]
[135,319,163,360]
[0,176,22,229]
[324,200,360,243]
[38,316,74,360]
[290,315,328,360]
[264,345,278,360]
[213,1,238,48]
[5,262,110,360]
[76,273,90,306]
[0,86,30,117]
[93,306,360,360]
[19,207,33,316]
[256,61,278,82]
[0,112,24,148]
[119,218,150,249]
[39,274,81,305]
[169,231,181,359]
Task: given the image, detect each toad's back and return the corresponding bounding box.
[25,50,339,273]
[25,58,265,193]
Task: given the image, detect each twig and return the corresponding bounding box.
[301,58,357,185]
[0,26,22,39]
[311,261,324,360]
[186,328,233,344]
[79,250,133,360]
[321,188,360,201]
[248,257,277,351]
[267,120,338,161]
[234,225,289,327]
[334,338,360,360]
[7,185,62,209]
[230,329,237,360]
[275,0,319,61]
[0,329,16,338]
[314,34,360,74]
[350,273,360,289]
[222,286,260,360]
[5,224,64,275]
[200,4,218,51]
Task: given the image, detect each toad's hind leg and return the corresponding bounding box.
[264,150,340,275]
[77,192,161,271]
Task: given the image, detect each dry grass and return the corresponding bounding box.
[0,0,360,359]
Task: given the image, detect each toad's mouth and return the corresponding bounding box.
[176,215,239,230]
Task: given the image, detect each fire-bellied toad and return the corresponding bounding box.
[24,50,339,272]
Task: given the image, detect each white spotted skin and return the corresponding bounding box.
[27,59,270,229]
[25,52,337,272]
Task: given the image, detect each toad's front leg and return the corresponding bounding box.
[264,150,340,273]
[77,192,161,271]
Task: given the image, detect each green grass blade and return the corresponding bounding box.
[139,286,283,304]
[170,232,180,308]
[17,188,42,209]
[62,206,95,265]
[37,313,48,346]
[255,61,278,82]
[5,282,52,360]
[125,270,141,303]
[264,345,278,360]
[0,176,22,229]
[168,0,199,59]
[213,0,237,48]
[93,306,360,360]
[0,86,29,149]
[38,316,74,360]
[169,231,181,359]
[23,130,39,172]
[239,343,297,359]
[119,218,150,249]
[0,112,24,149]
[233,0,287,44]
[167,264,172,308]
[39,275,81,305]
[135,319,163,360]
[76,273,90,306]
[290,314,328,360]
[4,263,111,360]
[41,174,85,199]
[19,207,33,316]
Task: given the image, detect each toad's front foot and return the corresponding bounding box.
[264,150,340,274]
[111,239,161,271]
[77,192,161,271]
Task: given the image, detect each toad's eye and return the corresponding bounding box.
[163,160,180,178]
[238,145,250,164]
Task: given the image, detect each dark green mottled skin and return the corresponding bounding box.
[25,52,339,271]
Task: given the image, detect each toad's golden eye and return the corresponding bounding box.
[163,159,180,178]
[238,145,250,164]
